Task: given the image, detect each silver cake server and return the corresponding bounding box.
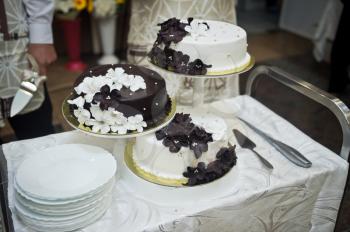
[10,70,46,117]
[238,117,312,168]
[233,129,273,169]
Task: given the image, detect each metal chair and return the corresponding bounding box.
[245,65,350,161]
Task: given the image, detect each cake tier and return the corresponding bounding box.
[73,64,170,125]
[133,115,227,180]
[173,19,249,73]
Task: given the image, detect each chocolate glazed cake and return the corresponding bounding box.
[69,64,171,134]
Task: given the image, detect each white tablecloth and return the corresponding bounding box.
[3,96,348,232]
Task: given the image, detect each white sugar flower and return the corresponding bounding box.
[73,108,91,124]
[90,105,111,123]
[110,125,128,134]
[67,96,85,108]
[106,67,125,79]
[119,74,135,88]
[106,67,126,90]
[185,21,209,39]
[86,105,114,134]
[129,75,146,92]
[75,76,111,103]
[126,114,147,132]
[109,109,128,134]
[85,119,111,134]
[110,109,128,125]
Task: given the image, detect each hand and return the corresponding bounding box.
[28,44,57,75]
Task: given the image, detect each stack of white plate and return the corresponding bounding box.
[13,144,117,232]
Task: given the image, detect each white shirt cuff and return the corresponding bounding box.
[29,23,53,44]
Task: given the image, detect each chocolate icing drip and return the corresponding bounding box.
[155,113,213,158]
[183,145,237,186]
[70,64,170,128]
[149,17,212,75]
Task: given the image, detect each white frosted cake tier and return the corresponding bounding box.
[173,19,250,74]
[133,115,228,180]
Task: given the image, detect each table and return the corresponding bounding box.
[1,96,348,232]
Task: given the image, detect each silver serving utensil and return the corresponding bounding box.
[238,117,312,168]
[233,129,274,169]
[10,70,46,117]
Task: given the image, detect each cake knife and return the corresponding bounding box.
[238,117,312,168]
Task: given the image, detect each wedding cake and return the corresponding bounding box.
[68,64,171,134]
[149,17,250,75]
[133,113,237,186]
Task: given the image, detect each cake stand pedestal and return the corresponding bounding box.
[148,57,255,107]
[192,75,240,106]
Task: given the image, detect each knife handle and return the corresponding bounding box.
[269,139,312,168]
[238,117,312,168]
[251,149,274,169]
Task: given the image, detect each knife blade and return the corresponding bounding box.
[10,89,33,117]
[233,129,274,169]
[10,73,46,117]
[238,117,312,168]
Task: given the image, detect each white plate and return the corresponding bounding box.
[14,189,112,223]
[15,180,114,216]
[15,192,112,232]
[15,144,116,200]
[14,176,115,206]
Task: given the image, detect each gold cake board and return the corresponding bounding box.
[148,55,255,78]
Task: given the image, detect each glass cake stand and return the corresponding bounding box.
[147,55,255,107]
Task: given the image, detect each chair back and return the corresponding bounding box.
[245,65,350,161]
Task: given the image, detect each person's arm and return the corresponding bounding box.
[23,0,57,75]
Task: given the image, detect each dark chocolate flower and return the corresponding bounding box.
[188,127,213,158]
[155,113,213,156]
[183,145,237,186]
[159,27,187,44]
[155,129,166,140]
[190,142,208,159]
[92,85,120,111]
[216,145,237,167]
[157,18,189,44]
[162,137,181,153]
[149,46,167,68]
[188,59,212,75]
